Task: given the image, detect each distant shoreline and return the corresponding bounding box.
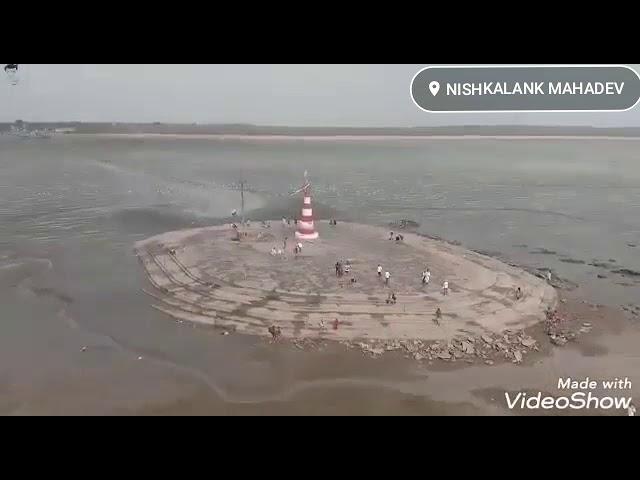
[65,133,640,141]
[6,122,640,139]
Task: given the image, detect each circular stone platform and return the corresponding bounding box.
[135,221,557,342]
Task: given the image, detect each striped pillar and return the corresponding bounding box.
[295,183,319,240]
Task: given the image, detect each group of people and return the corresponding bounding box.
[377,263,449,295]
[420,267,449,295]
[270,238,303,257]
[376,264,391,285]
[421,268,431,285]
[329,219,338,226]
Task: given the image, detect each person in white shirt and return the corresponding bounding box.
[442,280,449,296]
[425,269,431,285]
[377,264,383,278]
[385,271,391,285]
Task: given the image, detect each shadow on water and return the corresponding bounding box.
[110,198,348,237]
[110,205,211,235]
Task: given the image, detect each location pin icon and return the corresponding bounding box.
[429,81,440,96]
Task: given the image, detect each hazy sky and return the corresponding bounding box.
[2,64,640,126]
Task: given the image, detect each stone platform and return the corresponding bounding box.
[135,221,557,342]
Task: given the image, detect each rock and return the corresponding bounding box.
[513,350,523,363]
[481,335,493,344]
[370,348,384,356]
[81,346,87,352]
[138,356,143,360]
[465,359,474,364]
[579,327,592,334]
[454,351,464,359]
[521,338,536,348]
[613,268,640,277]
[222,331,229,336]
[437,352,451,360]
[414,353,424,361]
[484,360,494,366]
[597,274,607,279]
[551,336,568,347]
[582,322,592,327]
[461,341,475,355]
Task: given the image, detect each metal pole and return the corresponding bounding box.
[240,179,245,226]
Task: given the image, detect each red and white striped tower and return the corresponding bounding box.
[295,171,319,240]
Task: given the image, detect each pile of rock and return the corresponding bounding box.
[356,342,386,357]
[543,308,595,346]
[351,331,540,365]
[544,309,572,346]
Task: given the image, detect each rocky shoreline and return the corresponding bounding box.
[135,219,636,369]
[270,296,608,369]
